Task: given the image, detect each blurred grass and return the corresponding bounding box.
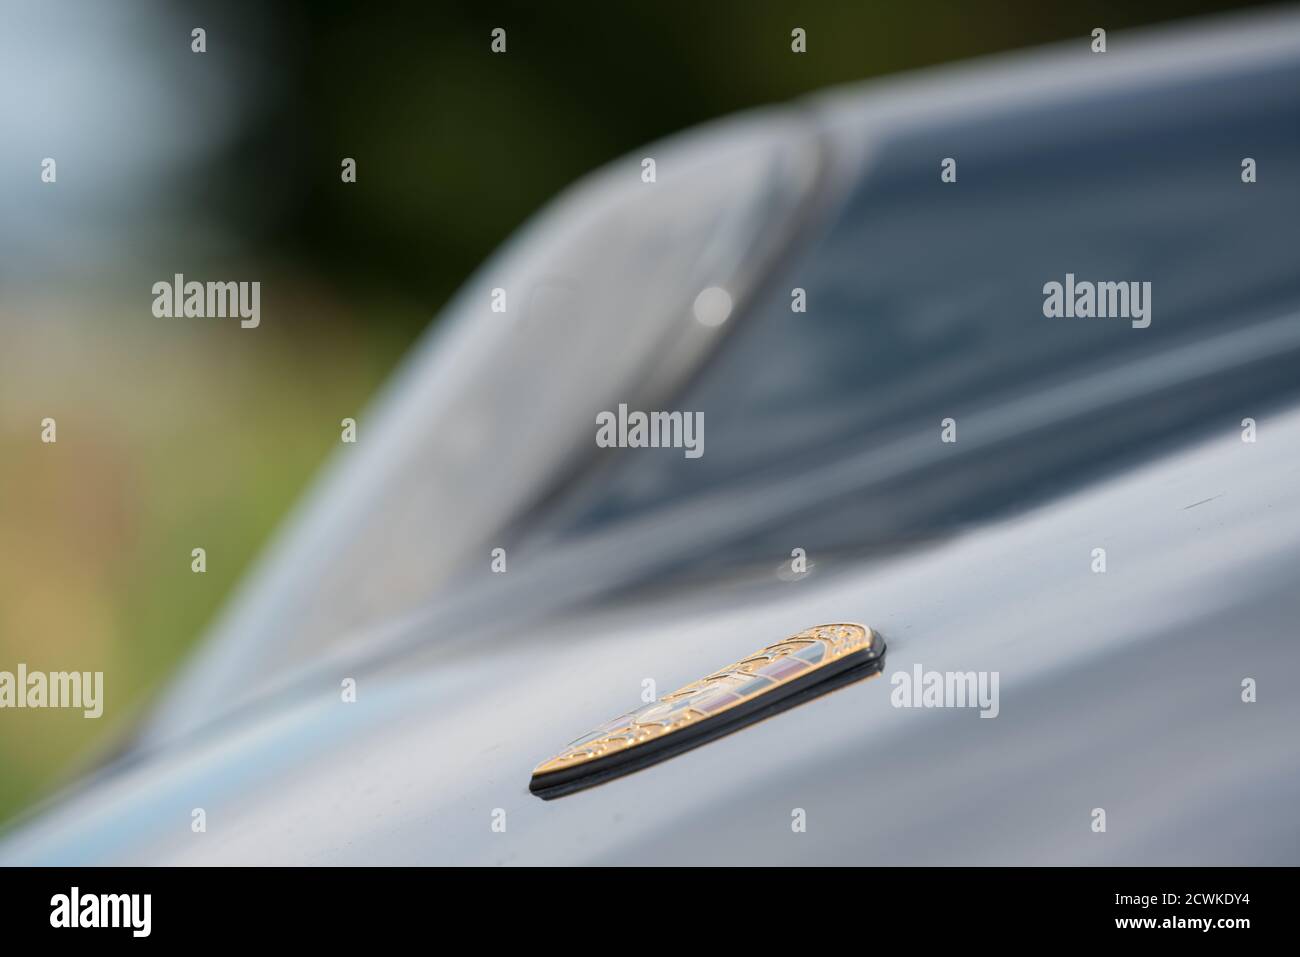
[0,290,413,825]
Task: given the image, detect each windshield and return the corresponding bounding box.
[533,52,1300,573]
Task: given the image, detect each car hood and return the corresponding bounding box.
[4,399,1299,864]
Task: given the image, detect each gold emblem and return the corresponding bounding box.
[530,622,884,797]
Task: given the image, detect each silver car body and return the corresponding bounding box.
[3,8,1299,865]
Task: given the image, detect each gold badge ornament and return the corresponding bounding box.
[530,623,885,798]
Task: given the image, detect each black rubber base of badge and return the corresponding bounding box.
[529,640,886,800]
